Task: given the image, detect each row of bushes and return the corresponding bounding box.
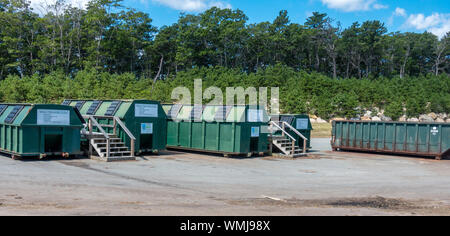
[1,65,449,120]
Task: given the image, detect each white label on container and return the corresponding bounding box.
[431,127,439,136]
[251,126,260,137]
[247,109,264,122]
[135,104,158,117]
[37,109,70,126]
[141,123,153,134]
[296,118,309,130]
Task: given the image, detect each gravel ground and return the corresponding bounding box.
[0,138,449,216]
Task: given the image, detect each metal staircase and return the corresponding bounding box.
[82,116,136,162]
[269,121,308,158]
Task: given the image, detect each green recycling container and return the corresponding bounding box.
[0,103,84,158]
[331,120,450,160]
[63,99,167,154]
[270,114,312,149]
[163,104,270,157]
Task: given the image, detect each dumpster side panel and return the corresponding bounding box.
[179,122,191,148]
[332,121,450,158]
[167,121,179,146]
[219,123,233,152]
[233,124,243,153]
[205,123,219,151]
[191,122,203,149]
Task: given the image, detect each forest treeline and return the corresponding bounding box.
[1,66,449,120]
[1,0,449,78]
[0,0,449,119]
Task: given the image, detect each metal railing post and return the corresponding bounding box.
[106,138,110,158]
[88,117,93,157]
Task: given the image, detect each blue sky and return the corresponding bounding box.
[28,0,449,37]
[117,0,449,37]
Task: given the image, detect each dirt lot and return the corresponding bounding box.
[1,138,450,216]
[311,123,332,138]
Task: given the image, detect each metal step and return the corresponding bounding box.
[99,147,129,152]
[91,155,136,162]
[96,143,126,147]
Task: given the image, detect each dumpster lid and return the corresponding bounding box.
[168,104,183,119]
[0,105,8,116]
[104,100,122,116]
[190,105,205,120]
[86,100,102,115]
[214,106,232,121]
[74,101,86,111]
[280,116,295,124]
[4,105,25,124]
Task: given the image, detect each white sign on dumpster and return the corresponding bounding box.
[141,123,153,134]
[247,109,264,122]
[37,109,70,125]
[251,126,260,137]
[135,104,158,117]
[296,118,309,130]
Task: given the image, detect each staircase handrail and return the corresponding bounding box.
[281,121,308,141]
[269,121,296,142]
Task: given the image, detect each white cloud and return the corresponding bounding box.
[394,7,406,17]
[373,3,388,10]
[405,13,450,38]
[320,0,388,12]
[152,0,231,12]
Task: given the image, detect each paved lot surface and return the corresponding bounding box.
[0,138,450,216]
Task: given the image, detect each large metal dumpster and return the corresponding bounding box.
[331,120,450,160]
[163,104,270,157]
[0,103,84,159]
[270,114,312,150]
[63,100,167,155]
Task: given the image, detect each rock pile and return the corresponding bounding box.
[309,112,449,123]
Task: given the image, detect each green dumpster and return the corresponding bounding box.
[270,114,312,150]
[63,99,167,154]
[0,103,84,159]
[331,120,450,160]
[163,104,270,157]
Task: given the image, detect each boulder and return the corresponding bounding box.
[427,112,437,120]
[364,111,372,117]
[310,118,317,123]
[438,113,448,120]
[435,118,445,123]
[316,118,327,124]
[330,117,345,123]
[371,116,381,121]
[361,116,371,121]
[446,118,450,123]
[309,114,318,119]
[399,115,407,122]
[380,115,392,122]
[419,114,434,122]
[407,117,419,122]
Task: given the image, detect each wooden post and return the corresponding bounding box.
[292,140,295,157]
[131,139,135,157]
[113,118,117,136]
[303,139,307,154]
[282,122,285,137]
